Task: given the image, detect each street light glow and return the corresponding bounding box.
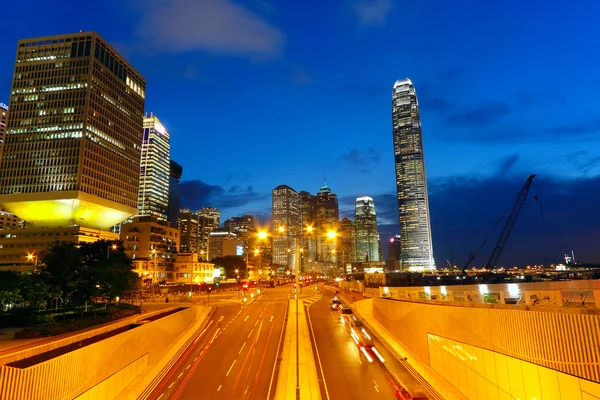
[306,225,314,233]
[258,231,268,239]
[326,230,337,239]
[278,226,285,233]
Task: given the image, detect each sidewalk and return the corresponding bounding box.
[275,299,321,400]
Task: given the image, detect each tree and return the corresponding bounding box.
[211,256,247,279]
[42,241,82,309]
[0,270,23,314]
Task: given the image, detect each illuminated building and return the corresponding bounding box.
[208,231,238,260]
[272,185,300,269]
[120,215,179,281]
[0,32,146,229]
[392,78,434,271]
[315,181,338,263]
[0,103,7,144]
[224,215,255,233]
[173,253,215,284]
[138,113,170,221]
[0,226,119,271]
[338,217,356,266]
[179,208,199,253]
[388,234,401,261]
[355,196,380,262]
[197,206,220,257]
[0,208,25,230]
[299,191,316,262]
[167,160,183,228]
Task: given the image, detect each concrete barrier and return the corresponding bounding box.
[0,305,211,400]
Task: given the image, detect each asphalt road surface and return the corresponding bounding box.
[147,285,290,400]
[307,289,422,400]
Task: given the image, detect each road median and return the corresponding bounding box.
[275,298,321,400]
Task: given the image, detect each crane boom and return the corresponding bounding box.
[486,174,536,269]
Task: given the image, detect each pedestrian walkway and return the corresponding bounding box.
[275,299,321,400]
[302,293,322,307]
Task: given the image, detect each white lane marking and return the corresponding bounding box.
[193,357,198,361]
[307,297,331,400]
[254,319,259,327]
[248,328,254,338]
[218,316,224,322]
[267,304,286,400]
[186,364,191,370]
[270,316,274,322]
[374,386,379,392]
[217,385,222,391]
[177,373,183,379]
[239,341,246,354]
[168,382,175,389]
[157,394,164,400]
[226,359,237,376]
[244,316,249,322]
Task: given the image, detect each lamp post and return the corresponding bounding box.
[106,243,117,258]
[151,248,157,296]
[27,253,38,272]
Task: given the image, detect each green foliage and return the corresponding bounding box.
[211,255,247,278]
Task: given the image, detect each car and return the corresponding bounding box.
[330,297,342,310]
[338,304,353,316]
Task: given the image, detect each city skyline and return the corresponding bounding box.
[0,1,599,266]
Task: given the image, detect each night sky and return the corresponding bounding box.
[1,0,599,266]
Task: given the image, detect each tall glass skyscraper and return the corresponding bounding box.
[315,182,338,263]
[271,185,300,269]
[139,113,170,221]
[392,78,434,271]
[354,196,379,262]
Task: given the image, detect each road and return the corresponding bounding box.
[146,285,290,400]
[307,289,421,400]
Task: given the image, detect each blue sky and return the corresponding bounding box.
[1,0,599,266]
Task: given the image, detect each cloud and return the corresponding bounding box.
[339,148,380,171]
[291,68,311,84]
[565,151,600,175]
[135,0,283,58]
[496,154,519,176]
[179,179,268,210]
[352,0,393,26]
[226,173,251,182]
[446,102,510,127]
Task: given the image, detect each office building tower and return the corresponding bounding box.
[355,196,380,262]
[198,207,220,229]
[167,160,183,228]
[198,206,220,258]
[389,234,401,261]
[224,215,255,234]
[392,78,434,271]
[0,32,146,229]
[338,217,356,267]
[138,113,170,221]
[0,103,7,144]
[0,208,25,230]
[315,181,339,263]
[208,231,239,260]
[179,208,199,253]
[299,191,316,261]
[271,185,300,269]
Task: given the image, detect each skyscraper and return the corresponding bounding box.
[271,185,300,269]
[138,113,170,221]
[198,206,220,258]
[315,182,339,263]
[354,196,380,262]
[392,78,434,270]
[338,217,356,267]
[167,160,183,228]
[298,191,316,262]
[0,103,7,144]
[0,32,146,229]
[179,208,199,253]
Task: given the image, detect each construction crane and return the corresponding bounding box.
[462,174,536,274]
[486,174,536,269]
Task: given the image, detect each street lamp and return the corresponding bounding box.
[27,253,38,271]
[107,243,117,258]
